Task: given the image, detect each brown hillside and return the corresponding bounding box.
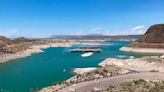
[0,36,35,54]
[128,24,164,48]
[0,36,12,45]
[13,37,32,44]
[136,24,164,43]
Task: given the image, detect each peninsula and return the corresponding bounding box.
[120,24,164,53]
[0,37,75,63]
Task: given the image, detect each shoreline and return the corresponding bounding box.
[99,56,164,72]
[0,42,73,63]
[73,68,97,74]
[120,46,164,54]
[40,55,164,92]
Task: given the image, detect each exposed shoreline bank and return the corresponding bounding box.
[73,68,97,74]
[99,56,164,72]
[120,46,164,54]
[40,55,164,92]
[0,43,73,63]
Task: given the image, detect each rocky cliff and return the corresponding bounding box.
[128,24,164,48]
[137,24,164,43]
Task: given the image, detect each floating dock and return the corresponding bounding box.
[70,46,102,52]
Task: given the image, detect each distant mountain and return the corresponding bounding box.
[50,34,142,40]
[12,37,33,44]
[50,34,104,39]
[0,36,36,54]
[0,36,12,45]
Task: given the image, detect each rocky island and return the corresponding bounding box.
[120,24,164,53]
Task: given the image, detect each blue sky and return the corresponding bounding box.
[0,0,164,38]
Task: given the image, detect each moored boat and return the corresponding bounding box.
[81,52,93,57]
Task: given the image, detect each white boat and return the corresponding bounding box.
[81,52,93,57]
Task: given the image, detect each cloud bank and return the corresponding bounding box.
[80,25,147,36]
[0,29,18,37]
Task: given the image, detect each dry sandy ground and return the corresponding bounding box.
[120,46,164,53]
[99,56,164,72]
[73,68,97,74]
[58,72,164,92]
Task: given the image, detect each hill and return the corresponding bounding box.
[127,24,164,48]
[0,36,35,54]
[50,34,142,40]
[12,37,32,44]
[136,24,164,43]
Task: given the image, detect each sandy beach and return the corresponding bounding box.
[120,46,164,54]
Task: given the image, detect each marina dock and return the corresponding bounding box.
[70,46,102,52]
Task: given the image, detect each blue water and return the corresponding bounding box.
[0,41,156,92]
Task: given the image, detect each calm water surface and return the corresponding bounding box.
[0,41,158,92]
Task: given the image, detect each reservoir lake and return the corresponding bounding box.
[0,41,156,92]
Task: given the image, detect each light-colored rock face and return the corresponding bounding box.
[99,57,164,72]
[73,68,97,74]
[120,46,164,54]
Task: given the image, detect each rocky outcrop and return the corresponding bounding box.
[0,36,36,54]
[137,24,164,43]
[127,24,164,49]
[99,56,164,72]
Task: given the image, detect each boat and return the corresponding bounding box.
[81,52,93,57]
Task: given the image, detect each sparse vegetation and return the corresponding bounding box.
[68,65,121,84]
[99,79,164,92]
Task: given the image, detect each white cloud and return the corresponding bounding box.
[130,25,146,35]
[71,25,147,36]
[88,26,146,36]
[72,27,106,35]
[131,25,145,31]
[0,29,18,37]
